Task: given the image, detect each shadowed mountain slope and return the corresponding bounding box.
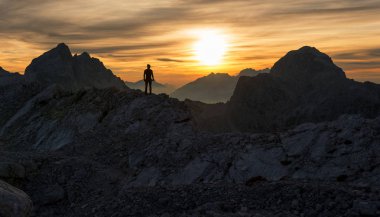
[191,46,380,132]
[25,43,126,90]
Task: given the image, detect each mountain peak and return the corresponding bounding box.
[79,52,91,58]
[56,42,69,49]
[270,46,346,83]
[298,46,320,53]
[24,43,126,90]
[53,43,72,57]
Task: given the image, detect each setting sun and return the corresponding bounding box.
[193,30,228,66]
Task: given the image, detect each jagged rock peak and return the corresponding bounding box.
[270,46,346,82]
[50,43,72,58]
[79,52,91,58]
[24,43,126,90]
[56,42,70,50]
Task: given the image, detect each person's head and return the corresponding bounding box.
[147,64,151,69]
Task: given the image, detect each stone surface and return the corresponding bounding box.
[37,184,65,205]
[0,179,33,217]
[0,162,25,179]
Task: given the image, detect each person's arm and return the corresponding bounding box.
[143,71,146,81]
[152,70,155,81]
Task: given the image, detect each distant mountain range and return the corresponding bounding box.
[171,68,269,103]
[125,80,176,94]
[191,46,380,132]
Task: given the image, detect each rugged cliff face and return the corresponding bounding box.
[24,43,126,90]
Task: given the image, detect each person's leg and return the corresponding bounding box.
[145,81,148,94]
[149,80,152,94]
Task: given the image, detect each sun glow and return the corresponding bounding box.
[193,30,228,66]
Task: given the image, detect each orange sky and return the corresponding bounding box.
[1,0,380,87]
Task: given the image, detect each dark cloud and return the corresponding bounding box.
[336,61,380,70]
[334,48,380,59]
[157,58,184,62]
[71,42,181,53]
[2,0,379,46]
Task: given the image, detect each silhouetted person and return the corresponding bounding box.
[144,64,154,94]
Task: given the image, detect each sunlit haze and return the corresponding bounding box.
[193,30,228,66]
[0,0,380,87]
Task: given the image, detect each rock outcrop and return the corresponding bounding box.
[24,43,126,90]
[0,179,33,217]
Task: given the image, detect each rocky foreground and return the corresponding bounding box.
[0,87,380,216]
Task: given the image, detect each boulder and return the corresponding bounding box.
[0,179,33,217]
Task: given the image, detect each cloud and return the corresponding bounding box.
[332,48,380,72]
[71,42,182,53]
[157,58,184,62]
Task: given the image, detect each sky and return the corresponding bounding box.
[0,0,380,87]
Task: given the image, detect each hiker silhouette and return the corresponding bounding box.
[144,64,154,95]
